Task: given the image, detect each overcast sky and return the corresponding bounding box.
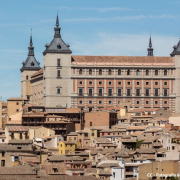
[0,0,180,101]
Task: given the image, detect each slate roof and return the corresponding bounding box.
[43,14,71,55]
[171,40,180,56]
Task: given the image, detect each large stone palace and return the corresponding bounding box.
[20,14,180,113]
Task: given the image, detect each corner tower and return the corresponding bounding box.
[171,39,180,113]
[21,31,41,101]
[43,13,72,107]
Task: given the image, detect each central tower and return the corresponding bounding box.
[43,13,72,107]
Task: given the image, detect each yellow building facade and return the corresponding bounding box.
[58,141,81,154]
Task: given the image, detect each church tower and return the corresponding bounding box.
[20,31,41,101]
[43,13,72,107]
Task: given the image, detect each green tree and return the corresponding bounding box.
[135,139,144,150]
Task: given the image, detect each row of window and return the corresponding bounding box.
[78,69,169,76]
[79,100,168,105]
[78,88,168,96]
[79,81,168,86]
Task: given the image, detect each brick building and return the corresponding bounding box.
[20,14,180,113]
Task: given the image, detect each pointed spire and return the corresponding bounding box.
[56,12,59,27]
[149,35,152,48]
[147,34,153,56]
[54,12,61,38]
[30,29,33,46]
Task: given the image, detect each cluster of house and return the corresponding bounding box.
[1,99,180,179]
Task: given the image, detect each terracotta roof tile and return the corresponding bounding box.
[72,56,174,64]
[7,126,29,132]
[31,68,43,78]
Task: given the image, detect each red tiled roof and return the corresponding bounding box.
[31,68,43,78]
[7,126,29,132]
[72,56,174,64]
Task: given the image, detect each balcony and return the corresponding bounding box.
[79,93,84,96]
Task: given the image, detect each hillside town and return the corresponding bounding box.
[1,11,180,180]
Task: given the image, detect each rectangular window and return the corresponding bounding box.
[146,82,149,85]
[57,70,60,77]
[136,82,140,85]
[79,89,83,96]
[136,101,140,105]
[118,89,121,96]
[79,81,83,85]
[79,100,82,104]
[118,81,121,85]
[89,81,92,85]
[136,89,140,96]
[57,59,60,66]
[127,82,130,85]
[146,101,149,105]
[154,89,158,96]
[164,89,168,96]
[164,82,167,85]
[88,89,93,96]
[90,122,92,126]
[108,81,112,85]
[127,89,131,96]
[108,101,112,104]
[164,101,168,105]
[89,100,92,104]
[99,81,102,85]
[108,89,112,96]
[57,88,60,94]
[155,82,158,85]
[98,89,103,96]
[99,100,102,104]
[145,89,149,96]
[155,101,158,105]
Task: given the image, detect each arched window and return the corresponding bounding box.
[127,69,130,75]
[108,69,112,75]
[164,70,167,76]
[118,69,121,75]
[26,75,28,80]
[99,69,102,75]
[155,70,158,76]
[79,69,82,75]
[136,69,140,76]
[89,69,92,75]
[146,70,149,76]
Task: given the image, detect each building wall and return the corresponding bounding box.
[84,112,117,128]
[21,70,40,99]
[71,66,176,112]
[43,53,73,108]
[34,127,55,138]
[31,77,43,105]
[138,161,179,180]
[7,100,23,117]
